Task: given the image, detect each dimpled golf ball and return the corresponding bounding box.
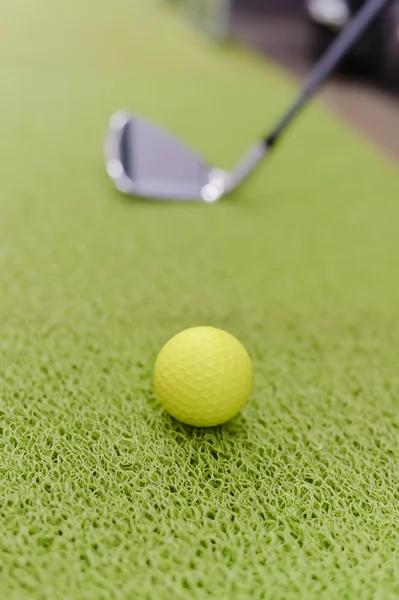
[154,326,253,427]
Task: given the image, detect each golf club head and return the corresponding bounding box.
[104,111,224,202]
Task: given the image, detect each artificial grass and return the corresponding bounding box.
[1,0,399,598]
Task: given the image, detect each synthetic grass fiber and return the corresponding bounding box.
[1,1,399,598]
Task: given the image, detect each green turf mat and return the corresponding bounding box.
[1,1,399,598]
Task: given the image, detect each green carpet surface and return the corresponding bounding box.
[1,1,399,598]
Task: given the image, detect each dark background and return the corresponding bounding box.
[234,0,305,11]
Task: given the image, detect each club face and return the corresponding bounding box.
[104,111,219,202]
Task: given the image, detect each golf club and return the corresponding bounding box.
[104,0,391,203]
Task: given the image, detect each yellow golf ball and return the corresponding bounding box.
[154,326,253,427]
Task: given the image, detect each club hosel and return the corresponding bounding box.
[264,133,279,149]
[227,141,268,192]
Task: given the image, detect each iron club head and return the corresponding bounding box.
[104,0,389,204]
[104,111,227,203]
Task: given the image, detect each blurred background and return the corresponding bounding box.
[180,0,399,159]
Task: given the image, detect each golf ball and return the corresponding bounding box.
[154,326,253,427]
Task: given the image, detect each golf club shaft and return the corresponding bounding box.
[226,0,390,196]
[265,0,391,147]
